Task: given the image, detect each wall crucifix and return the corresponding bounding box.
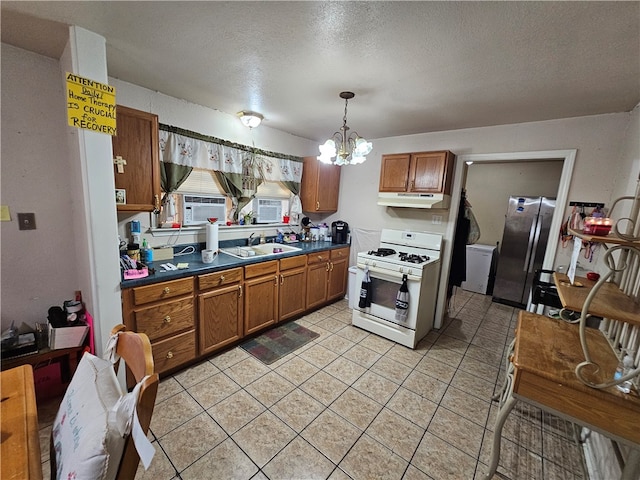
[113,155,127,173]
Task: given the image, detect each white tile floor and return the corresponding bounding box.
[37,289,588,479]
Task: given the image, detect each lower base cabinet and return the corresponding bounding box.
[121,277,196,383]
[198,268,243,355]
[278,259,307,322]
[121,247,349,378]
[244,260,279,335]
[327,247,349,301]
[306,251,331,310]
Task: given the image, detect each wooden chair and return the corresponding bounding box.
[50,324,159,480]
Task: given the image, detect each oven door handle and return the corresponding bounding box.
[360,265,423,282]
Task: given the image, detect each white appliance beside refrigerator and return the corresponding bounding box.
[461,244,497,295]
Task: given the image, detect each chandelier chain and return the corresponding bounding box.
[343,98,349,129]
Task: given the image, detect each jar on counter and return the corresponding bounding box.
[127,243,140,262]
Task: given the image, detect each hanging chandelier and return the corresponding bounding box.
[317,91,372,166]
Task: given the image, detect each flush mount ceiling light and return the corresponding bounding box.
[318,91,372,166]
[237,111,263,128]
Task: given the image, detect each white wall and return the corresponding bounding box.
[1,44,78,330]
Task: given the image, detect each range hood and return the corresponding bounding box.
[378,192,450,209]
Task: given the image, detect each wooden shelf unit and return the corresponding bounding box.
[553,272,640,327]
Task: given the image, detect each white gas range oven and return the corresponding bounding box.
[352,229,442,348]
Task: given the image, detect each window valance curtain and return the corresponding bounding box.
[158,125,303,184]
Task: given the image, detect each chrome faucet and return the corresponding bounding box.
[246,232,257,246]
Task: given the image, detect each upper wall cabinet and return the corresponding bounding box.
[112,105,160,212]
[300,156,341,213]
[379,150,455,194]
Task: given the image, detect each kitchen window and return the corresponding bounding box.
[171,168,290,224]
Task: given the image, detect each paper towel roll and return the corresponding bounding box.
[206,223,219,252]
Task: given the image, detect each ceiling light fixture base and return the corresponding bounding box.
[237,111,263,128]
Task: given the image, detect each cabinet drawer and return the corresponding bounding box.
[134,297,194,342]
[307,251,330,265]
[330,247,349,260]
[245,260,278,279]
[280,255,307,271]
[151,329,196,375]
[132,277,194,305]
[198,267,243,290]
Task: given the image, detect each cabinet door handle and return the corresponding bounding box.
[163,315,171,323]
[163,287,171,294]
[326,262,330,272]
[166,351,174,359]
[238,285,243,298]
[154,194,160,212]
[220,275,225,283]
[329,262,334,271]
[316,201,320,210]
[280,274,284,285]
[274,275,279,286]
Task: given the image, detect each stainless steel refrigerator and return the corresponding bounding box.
[492,196,555,308]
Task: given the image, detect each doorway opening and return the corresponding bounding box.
[434,149,576,328]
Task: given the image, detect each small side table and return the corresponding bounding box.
[1,345,86,384]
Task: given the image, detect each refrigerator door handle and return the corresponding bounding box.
[528,215,543,273]
[523,216,538,272]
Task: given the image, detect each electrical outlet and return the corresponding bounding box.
[18,213,36,230]
[432,214,443,225]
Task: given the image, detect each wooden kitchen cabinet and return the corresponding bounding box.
[112,105,161,212]
[379,150,455,194]
[197,267,243,355]
[278,255,307,322]
[121,277,196,380]
[306,247,350,309]
[327,247,349,302]
[300,156,341,213]
[244,260,279,335]
[306,250,331,310]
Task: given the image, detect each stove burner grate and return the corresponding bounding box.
[367,248,396,257]
[398,252,430,264]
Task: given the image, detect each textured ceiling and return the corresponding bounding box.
[2,1,639,142]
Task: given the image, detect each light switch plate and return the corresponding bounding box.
[432,214,443,225]
[18,213,36,230]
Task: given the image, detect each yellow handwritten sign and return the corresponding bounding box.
[66,73,117,135]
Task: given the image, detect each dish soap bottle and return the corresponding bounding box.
[614,352,634,393]
[142,238,153,263]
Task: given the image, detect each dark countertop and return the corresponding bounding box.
[121,241,349,288]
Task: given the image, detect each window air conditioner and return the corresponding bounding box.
[255,198,282,224]
[182,195,226,225]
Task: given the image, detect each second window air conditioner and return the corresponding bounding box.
[255,198,282,224]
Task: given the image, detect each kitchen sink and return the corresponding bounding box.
[220,244,301,259]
